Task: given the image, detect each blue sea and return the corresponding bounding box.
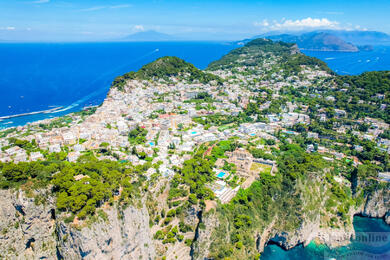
[302,46,390,75]
[261,216,390,260]
[0,42,237,128]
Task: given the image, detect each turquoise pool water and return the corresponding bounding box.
[149,142,155,146]
[191,131,198,135]
[217,171,226,178]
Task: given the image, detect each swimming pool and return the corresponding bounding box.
[191,131,197,135]
[149,142,155,146]
[217,171,226,178]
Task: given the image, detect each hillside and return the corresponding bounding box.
[208,38,331,74]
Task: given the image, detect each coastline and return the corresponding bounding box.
[0,106,63,120]
[261,215,390,259]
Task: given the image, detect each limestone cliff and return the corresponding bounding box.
[359,187,390,224]
[0,189,57,259]
[0,189,156,260]
[56,204,155,260]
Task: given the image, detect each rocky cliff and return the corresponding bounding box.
[192,181,390,259]
[0,189,57,259]
[0,189,155,260]
[56,204,155,260]
[359,187,390,224]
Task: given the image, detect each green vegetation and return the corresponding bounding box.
[112,56,222,90]
[39,116,73,130]
[206,144,361,259]
[208,38,330,76]
[0,154,148,220]
[128,125,148,145]
[208,39,295,71]
[53,155,145,219]
[333,71,390,123]
[171,152,215,201]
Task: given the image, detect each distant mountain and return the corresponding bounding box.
[321,30,390,46]
[256,30,390,46]
[121,30,176,42]
[263,32,359,52]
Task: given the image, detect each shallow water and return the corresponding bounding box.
[261,216,390,260]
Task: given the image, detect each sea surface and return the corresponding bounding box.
[0,42,237,128]
[261,216,390,260]
[302,46,390,75]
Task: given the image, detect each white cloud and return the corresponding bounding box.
[110,4,132,9]
[253,20,269,27]
[32,0,50,4]
[80,6,106,12]
[133,25,145,32]
[80,4,132,12]
[254,17,341,31]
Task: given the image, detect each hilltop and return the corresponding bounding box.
[111,56,221,90]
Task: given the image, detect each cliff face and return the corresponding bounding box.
[192,210,219,260]
[0,189,57,259]
[56,204,155,260]
[257,185,390,252]
[0,189,155,260]
[359,187,390,224]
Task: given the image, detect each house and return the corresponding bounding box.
[73,144,85,152]
[30,152,44,161]
[227,148,253,173]
[354,145,364,152]
[14,151,28,163]
[334,109,347,118]
[67,151,81,162]
[307,132,319,139]
[63,132,76,145]
[49,144,61,153]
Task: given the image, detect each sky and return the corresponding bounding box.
[0,0,389,41]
